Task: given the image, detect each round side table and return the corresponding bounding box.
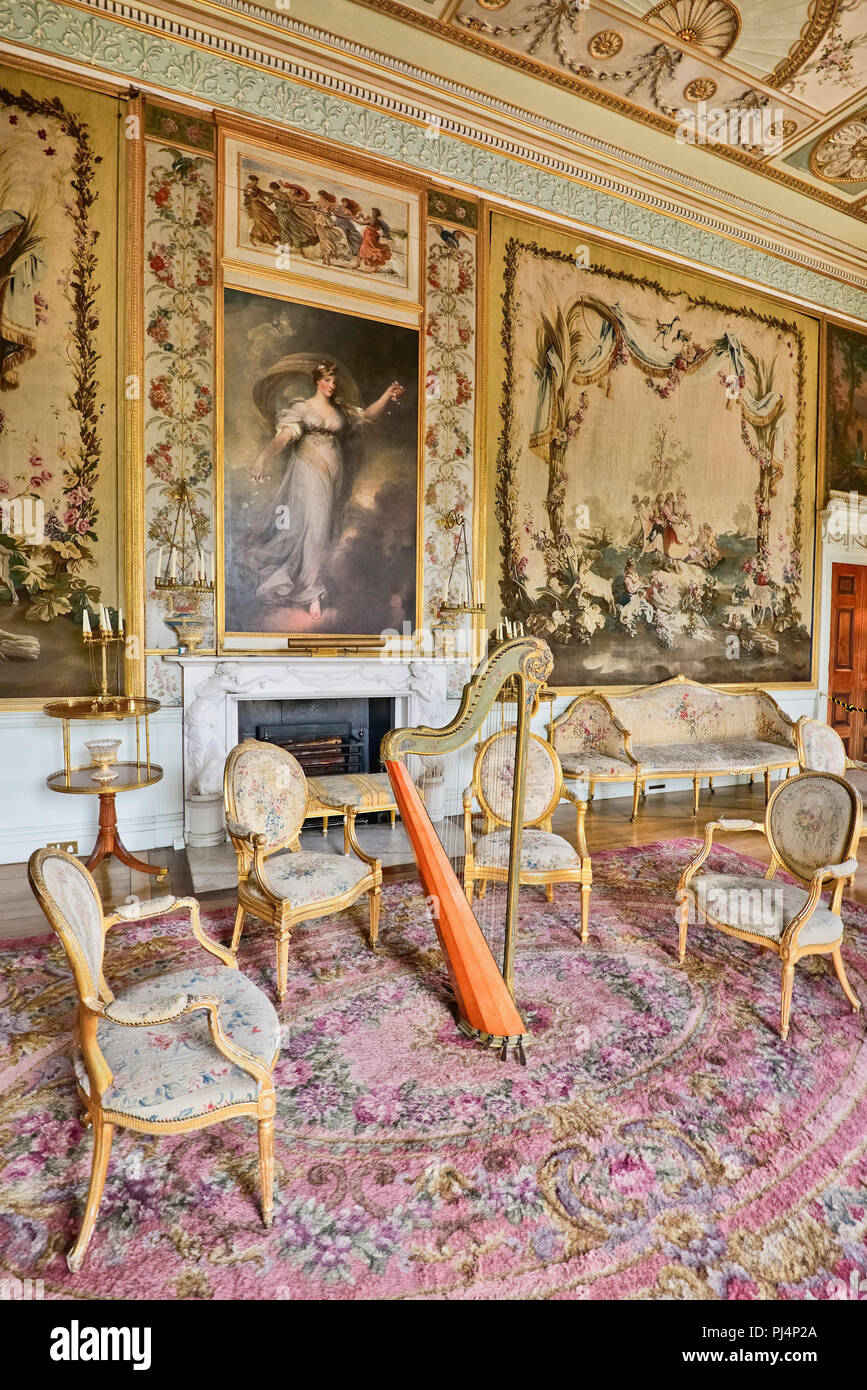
[43,696,167,879]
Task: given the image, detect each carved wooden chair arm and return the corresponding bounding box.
[677,819,766,897]
[345,810,382,871]
[227,817,267,847]
[811,857,858,882]
[105,895,236,970]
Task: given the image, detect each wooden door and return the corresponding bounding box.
[827,563,867,759]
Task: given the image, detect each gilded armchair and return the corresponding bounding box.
[676,772,862,1041]
[463,730,592,942]
[27,848,280,1273]
[224,738,382,1000]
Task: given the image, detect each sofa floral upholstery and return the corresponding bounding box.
[553,675,797,817]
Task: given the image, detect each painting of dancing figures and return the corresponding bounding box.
[222,287,419,639]
[223,137,420,304]
[487,213,819,688]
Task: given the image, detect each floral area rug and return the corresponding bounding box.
[1,840,866,1300]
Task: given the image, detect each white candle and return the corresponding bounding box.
[197,549,204,583]
[118,608,124,634]
[209,552,215,586]
[170,549,177,580]
[99,606,107,632]
[81,608,91,636]
[496,623,503,641]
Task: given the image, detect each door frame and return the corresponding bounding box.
[817,511,867,725]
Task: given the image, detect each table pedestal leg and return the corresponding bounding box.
[85,792,167,879]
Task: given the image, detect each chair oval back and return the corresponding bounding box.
[796,717,847,776]
[224,738,308,850]
[474,730,562,827]
[766,772,860,884]
[28,849,104,1000]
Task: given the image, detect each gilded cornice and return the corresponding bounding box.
[1,0,866,321]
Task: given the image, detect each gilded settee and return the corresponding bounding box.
[551,674,798,819]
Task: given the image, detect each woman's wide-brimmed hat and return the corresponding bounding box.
[252,352,361,430]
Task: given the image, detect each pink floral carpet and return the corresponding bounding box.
[2,840,866,1300]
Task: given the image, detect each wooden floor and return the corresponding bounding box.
[4,777,867,939]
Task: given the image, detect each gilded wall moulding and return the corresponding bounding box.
[2,0,867,322]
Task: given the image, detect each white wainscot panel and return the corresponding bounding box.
[0,707,184,866]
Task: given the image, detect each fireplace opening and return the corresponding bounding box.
[238,697,395,777]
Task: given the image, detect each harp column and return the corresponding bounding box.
[171,655,450,846]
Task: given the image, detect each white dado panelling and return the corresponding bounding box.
[0,708,183,867]
[0,673,822,864]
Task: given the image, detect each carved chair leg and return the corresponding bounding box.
[580,883,590,944]
[588,779,595,804]
[764,769,771,804]
[368,885,381,951]
[276,925,291,1002]
[831,945,861,1013]
[748,773,754,786]
[343,811,353,857]
[463,865,474,903]
[692,777,700,817]
[67,1118,114,1273]
[390,809,396,829]
[631,779,640,822]
[258,1114,275,1229]
[477,878,487,900]
[322,814,329,837]
[545,883,554,903]
[708,776,715,794]
[678,897,689,964]
[641,780,647,799]
[231,903,246,955]
[780,960,795,1041]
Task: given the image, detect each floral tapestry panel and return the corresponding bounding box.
[0,66,120,700]
[486,213,819,690]
[143,130,216,653]
[824,322,867,500]
[423,213,476,624]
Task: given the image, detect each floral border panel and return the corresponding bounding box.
[426,188,478,230]
[422,214,477,632]
[145,102,216,153]
[143,123,216,657]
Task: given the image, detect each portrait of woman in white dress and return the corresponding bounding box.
[223,288,419,638]
[245,360,403,620]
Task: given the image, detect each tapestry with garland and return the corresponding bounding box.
[486,212,819,689]
[0,64,121,701]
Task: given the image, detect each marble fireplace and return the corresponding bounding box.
[172,656,451,846]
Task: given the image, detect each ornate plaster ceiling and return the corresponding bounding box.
[332,0,867,220]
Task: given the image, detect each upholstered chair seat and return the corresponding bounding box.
[473,829,583,874]
[77,964,281,1124]
[463,731,592,941]
[679,871,844,949]
[225,738,382,1000]
[260,850,370,908]
[28,849,279,1272]
[676,772,862,1040]
[557,751,634,778]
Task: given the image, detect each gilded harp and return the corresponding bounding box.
[382,636,554,1060]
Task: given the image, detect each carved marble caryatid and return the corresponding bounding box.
[185,662,274,797]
